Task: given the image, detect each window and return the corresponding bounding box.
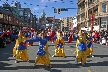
[19,11,23,16]
[0,14,3,19]
[102,3,107,13]
[89,0,93,4]
[9,17,11,21]
[100,18,107,28]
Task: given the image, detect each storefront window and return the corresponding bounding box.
[100,18,107,28]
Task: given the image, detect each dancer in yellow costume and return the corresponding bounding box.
[52,32,65,57]
[26,30,51,68]
[13,31,20,57]
[74,30,87,65]
[86,33,94,57]
[38,31,51,65]
[11,31,29,63]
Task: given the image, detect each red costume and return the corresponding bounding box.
[68,32,73,43]
[49,30,55,43]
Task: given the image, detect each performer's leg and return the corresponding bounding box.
[22,50,29,61]
[86,48,90,56]
[52,48,57,57]
[42,55,50,66]
[62,47,65,56]
[81,51,87,65]
[15,50,20,63]
[34,55,41,67]
[35,55,41,64]
[75,50,82,64]
[52,38,54,43]
[42,54,52,68]
[13,47,16,57]
[90,48,94,57]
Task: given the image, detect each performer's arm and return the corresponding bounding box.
[73,35,79,40]
[26,37,40,42]
[11,34,18,38]
[86,36,92,40]
[46,36,50,41]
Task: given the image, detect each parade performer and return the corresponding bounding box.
[74,30,87,65]
[52,31,65,57]
[26,30,51,68]
[68,32,73,43]
[86,33,94,57]
[12,31,19,57]
[28,28,34,46]
[33,30,37,38]
[6,30,11,43]
[11,31,30,63]
[38,31,51,66]
[0,33,6,48]
[49,29,55,43]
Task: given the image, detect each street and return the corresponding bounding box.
[0,41,108,72]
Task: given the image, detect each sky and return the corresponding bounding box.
[0,0,78,19]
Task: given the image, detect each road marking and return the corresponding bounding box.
[65,48,73,51]
[67,46,70,47]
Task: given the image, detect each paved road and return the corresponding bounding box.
[0,41,108,72]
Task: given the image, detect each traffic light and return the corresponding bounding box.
[58,8,61,14]
[54,8,57,13]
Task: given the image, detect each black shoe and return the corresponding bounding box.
[64,56,66,58]
[82,62,86,66]
[47,66,52,68]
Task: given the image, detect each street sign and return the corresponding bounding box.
[61,8,68,11]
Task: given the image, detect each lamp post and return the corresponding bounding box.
[90,3,95,32]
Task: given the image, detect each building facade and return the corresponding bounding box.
[61,17,73,31]
[13,1,36,28]
[0,3,23,31]
[77,0,108,31]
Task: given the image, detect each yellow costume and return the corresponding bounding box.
[11,32,29,62]
[26,32,51,67]
[54,32,65,57]
[37,42,50,65]
[75,30,87,65]
[86,33,93,57]
[13,34,20,57]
